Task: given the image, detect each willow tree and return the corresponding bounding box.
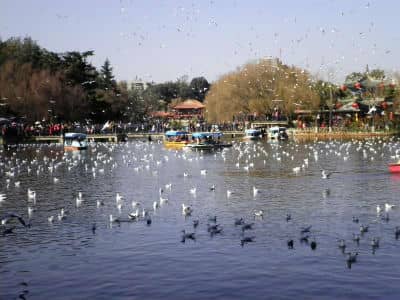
[205,58,320,122]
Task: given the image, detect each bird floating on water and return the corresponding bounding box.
[182,204,193,216]
[254,210,264,218]
[321,170,332,179]
[241,236,255,247]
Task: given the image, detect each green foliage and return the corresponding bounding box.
[190,77,210,102]
[99,58,116,90]
[140,76,208,111]
[369,69,385,80]
[0,37,133,123]
[169,120,184,130]
[345,72,364,83]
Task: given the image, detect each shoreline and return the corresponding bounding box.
[1,130,399,146]
[290,129,399,141]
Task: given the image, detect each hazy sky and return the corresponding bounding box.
[1,0,399,83]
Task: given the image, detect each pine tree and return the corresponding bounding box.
[100,58,116,90]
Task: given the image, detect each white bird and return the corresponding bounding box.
[128,209,139,220]
[76,195,83,207]
[0,193,6,202]
[321,170,332,179]
[165,183,172,190]
[227,190,232,198]
[182,204,193,216]
[48,215,54,223]
[116,193,123,202]
[253,186,259,197]
[109,214,118,223]
[385,203,395,212]
[377,205,382,214]
[153,201,159,211]
[254,210,264,217]
[160,196,169,206]
[53,177,59,183]
[200,169,207,175]
[27,189,36,200]
[190,187,197,195]
[14,181,21,187]
[57,208,66,221]
[131,201,141,208]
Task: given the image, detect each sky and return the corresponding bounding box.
[1,0,400,84]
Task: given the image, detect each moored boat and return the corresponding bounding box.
[64,133,88,151]
[244,128,263,140]
[389,163,400,173]
[268,126,288,140]
[164,130,190,149]
[184,132,232,151]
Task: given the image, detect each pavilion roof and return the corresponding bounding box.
[173,99,205,110]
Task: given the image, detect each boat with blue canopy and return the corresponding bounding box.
[184,132,232,151]
[164,130,190,149]
[244,128,263,140]
[64,133,88,151]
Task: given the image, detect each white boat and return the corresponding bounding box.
[244,128,263,140]
[268,126,288,140]
[64,133,88,150]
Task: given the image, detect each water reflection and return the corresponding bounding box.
[1,139,400,299]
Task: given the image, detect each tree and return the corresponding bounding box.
[205,58,320,122]
[99,58,116,90]
[190,77,210,102]
[369,69,385,80]
[345,72,364,83]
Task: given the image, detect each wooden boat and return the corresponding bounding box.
[164,130,190,149]
[184,132,232,151]
[64,133,88,151]
[389,163,400,173]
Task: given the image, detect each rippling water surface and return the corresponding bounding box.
[1,138,400,299]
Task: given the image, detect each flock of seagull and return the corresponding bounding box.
[1,137,400,269]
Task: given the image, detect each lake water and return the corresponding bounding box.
[1,138,400,300]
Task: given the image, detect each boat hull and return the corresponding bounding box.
[64,145,88,151]
[164,141,189,150]
[389,163,400,173]
[184,143,232,151]
[243,136,262,141]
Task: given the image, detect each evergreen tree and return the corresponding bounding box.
[99,58,116,90]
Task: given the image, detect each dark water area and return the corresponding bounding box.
[1,138,400,299]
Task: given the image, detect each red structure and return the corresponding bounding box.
[172,99,205,119]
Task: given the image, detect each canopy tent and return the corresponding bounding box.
[0,117,11,125]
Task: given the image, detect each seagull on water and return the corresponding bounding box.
[254,210,264,218]
[385,203,395,212]
[321,170,332,179]
[182,204,193,216]
[253,186,259,197]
